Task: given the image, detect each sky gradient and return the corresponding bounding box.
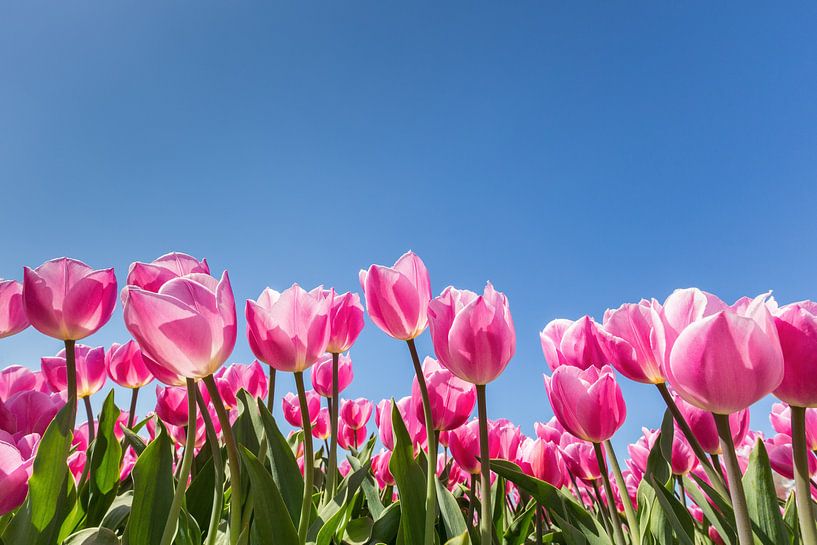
[2,2,817,449]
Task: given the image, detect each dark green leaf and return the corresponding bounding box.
[646,475,694,545]
[742,439,789,545]
[86,391,123,525]
[63,527,120,545]
[186,457,216,535]
[436,476,468,541]
[503,501,536,545]
[257,398,303,526]
[238,446,299,545]
[387,401,426,545]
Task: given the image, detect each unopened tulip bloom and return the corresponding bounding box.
[155,385,191,427]
[340,398,373,430]
[359,251,431,341]
[770,403,817,451]
[448,419,500,475]
[376,397,426,451]
[766,434,817,480]
[311,353,353,398]
[372,449,395,487]
[324,291,365,354]
[246,285,332,373]
[544,365,626,443]
[559,439,601,482]
[428,283,515,385]
[0,279,28,338]
[674,394,750,454]
[338,419,368,450]
[518,437,565,487]
[0,440,34,515]
[123,271,236,380]
[311,408,330,440]
[282,391,320,429]
[23,258,117,341]
[0,365,49,401]
[106,340,154,389]
[494,419,523,461]
[3,390,63,438]
[215,361,269,405]
[626,428,660,482]
[773,302,817,407]
[42,344,107,398]
[539,316,613,371]
[125,252,210,294]
[534,417,566,443]
[660,288,727,350]
[412,357,476,431]
[602,300,667,384]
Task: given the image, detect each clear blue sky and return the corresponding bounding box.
[1,3,816,451]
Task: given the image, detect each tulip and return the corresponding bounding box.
[493,419,523,462]
[324,291,365,354]
[772,302,817,407]
[539,316,611,371]
[673,394,750,455]
[376,397,426,451]
[338,419,368,450]
[371,449,395,487]
[766,434,817,480]
[602,300,667,384]
[2,390,63,438]
[107,340,154,428]
[534,417,565,443]
[125,252,210,293]
[560,439,602,482]
[0,440,34,515]
[0,365,49,401]
[448,419,500,475]
[311,408,330,441]
[660,288,727,349]
[412,357,476,432]
[340,398,373,430]
[311,353,353,398]
[215,361,269,407]
[282,390,320,429]
[518,437,565,487]
[0,279,29,338]
[770,403,817,451]
[155,385,191,427]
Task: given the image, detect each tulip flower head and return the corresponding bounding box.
[106,340,154,389]
[323,290,365,354]
[770,402,817,451]
[602,300,667,383]
[772,301,817,407]
[0,279,29,338]
[282,390,321,428]
[340,397,373,430]
[42,344,107,398]
[125,252,210,294]
[411,357,476,431]
[311,352,353,398]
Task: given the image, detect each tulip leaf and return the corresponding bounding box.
[436,476,468,540]
[63,527,121,544]
[742,439,789,545]
[681,476,735,545]
[646,474,694,545]
[658,410,674,469]
[100,492,132,534]
[257,398,303,526]
[86,391,123,526]
[370,502,401,544]
[307,463,370,541]
[123,421,174,545]
[186,457,216,536]
[444,530,471,545]
[2,404,75,545]
[503,500,537,545]
[239,446,299,545]
[387,401,427,545]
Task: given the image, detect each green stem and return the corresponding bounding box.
[127,387,139,430]
[64,340,78,427]
[676,475,687,508]
[792,406,817,545]
[84,396,96,444]
[591,478,612,532]
[593,442,626,545]
[196,387,224,545]
[267,368,276,412]
[604,440,640,545]
[326,352,340,501]
[160,378,198,545]
[476,384,492,545]
[295,371,314,545]
[535,503,543,544]
[407,338,438,545]
[713,413,754,545]
[711,453,725,482]
[467,474,477,529]
[656,383,730,499]
[203,374,242,545]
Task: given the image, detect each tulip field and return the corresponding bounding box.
[1,250,816,545]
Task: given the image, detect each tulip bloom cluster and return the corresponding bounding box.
[1,254,815,545]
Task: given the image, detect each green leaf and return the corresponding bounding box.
[742,439,789,545]
[62,527,120,544]
[658,410,675,469]
[86,391,123,526]
[257,398,303,526]
[185,456,217,537]
[369,502,401,545]
[683,475,735,545]
[2,404,75,545]
[444,530,471,545]
[100,492,132,534]
[436,476,468,541]
[503,500,536,545]
[387,401,426,545]
[307,463,370,541]
[646,475,694,545]
[123,421,174,545]
[238,446,299,545]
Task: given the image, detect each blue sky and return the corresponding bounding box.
[1,2,816,451]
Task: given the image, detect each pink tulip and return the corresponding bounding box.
[0,440,34,515]
[311,408,330,440]
[448,418,500,475]
[125,252,210,294]
[411,357,476,431]
[602,300,667,384]
[0,279,29,338]
[770,402,817,450]
[311,353,353,398]
[539,316,619,371]
[141,352,186,387]
[23,258,117,341]
[42,344,107,398]
[661,288,727,349]
[772,302,817,407]
[155,385,191,427]
[666,293,784,414]
[766,434,817,480]
[428,283,515,385]
[673,393,750,454]
[518,437,565,487]
[245,285,332,373]
[376,397,426,451]
[123,271,237,380]
[494,418,523,461]
[215,361,269,405]
[359,251,431,341]
[338,419,368,450]
[324,291,365,354]
[534,417,565,444]
[559,439,601,482]
[282,390,320,428]
[340,397,373,430]
[372,449,395,487]
[544,365,626,443]
[106,340,154,389]
[2,391,63,438]
[626,428,659,482]
[0,366,49,401]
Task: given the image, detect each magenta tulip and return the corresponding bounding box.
[42,344,107,398]
[772,302,817,407]
[0,366,48,401]
[0,279,28,338]
[123,271,237,380]
[338,419,368,450]
[106,340,154,389]
[539,316,619,371]
[340,397,373,430]
[666,294,783,414]
[448,418,500,475]
[3,391,63,437]
[376,397,426,451]
[427,283,515,385]
[518,437,566,487]
[0,440,33,515]
[124,252,210,294]
[311,352,353,398]
[411,357,476,431]
[215,361,269,403]
[245,285,332,373]
[282,390,320,428]
[660,288,727,349]
[602,300,667,384]
[311,408,330,440]
[23,257,117,341]
[494,418,524,461]
[559,439,601,482]
[372,449,395,487]
[770,403,817,451]
[324,291,365,354]
[359,251,431,341]
[673,393,750,454]
[534,417,565,444]
[766,434,817,480]
[141,352,186,387]
[155,385,190,427]
[544,365,626,443]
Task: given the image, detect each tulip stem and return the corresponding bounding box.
[267,369,276,412]
[655,383,730,499]
[711,454,726,482]
[467,474,477,528]
[407,338,438,545]
[676,476,687,508]
[791,406,817,545]
[127,387,139,430]
[326,352,340,502]
[83,396,96,444]
[535,504,543,544]
[604,440,640,545]
[294,372,314,545]
[203,374,242,545]
[64,340,78,427]
[476,384,492,545]
[195,388,224,545]
[160,378,198,545]
[713,413,754,545]
[590,479,612,532]
[593,442,627,545]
